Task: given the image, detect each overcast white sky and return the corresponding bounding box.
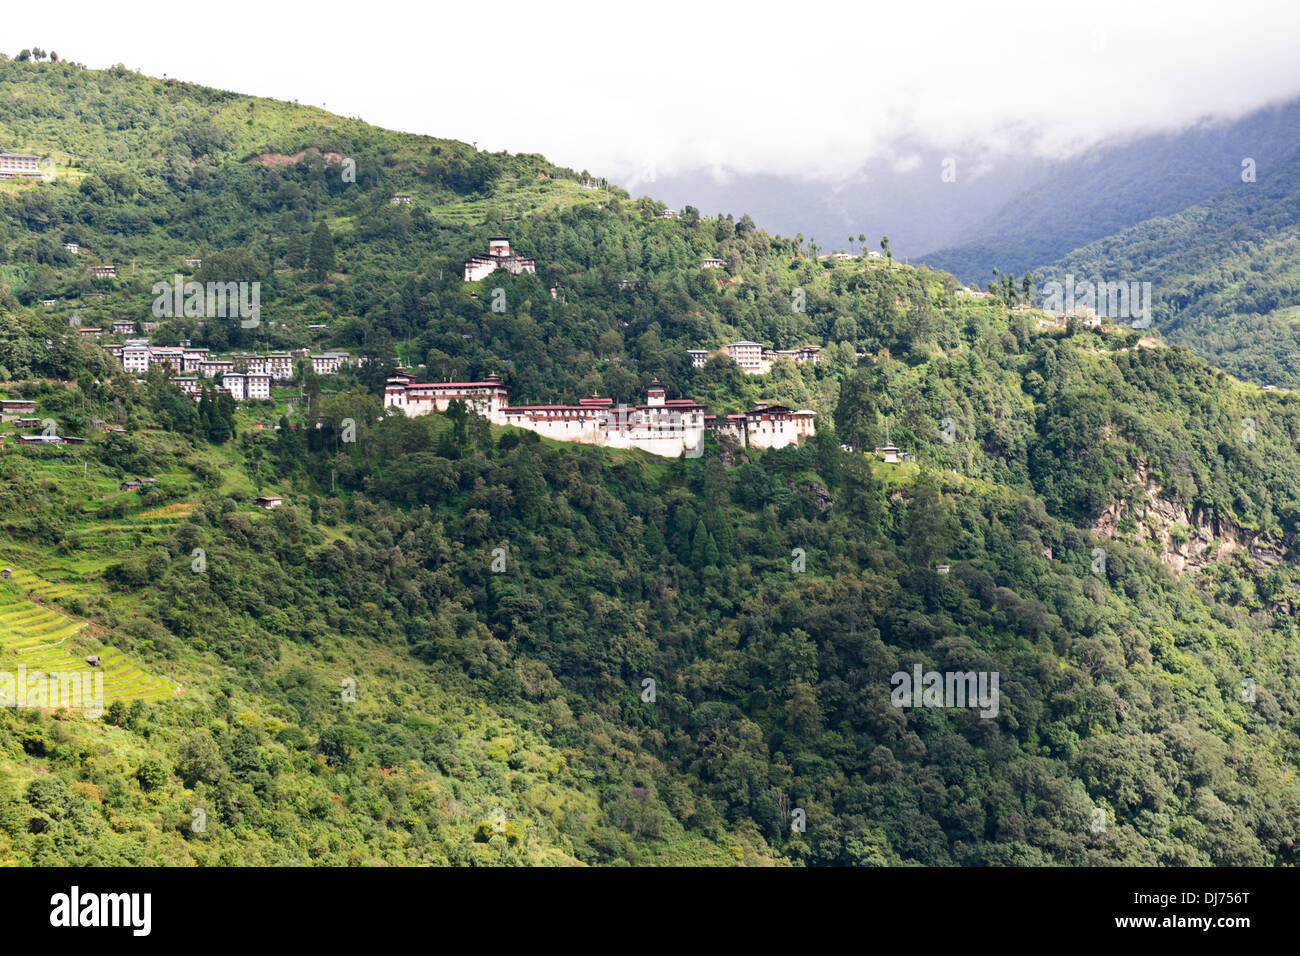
[9,0,1300,184]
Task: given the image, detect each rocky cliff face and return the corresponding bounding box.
[1091,461,1282,575]
[793,480,833,512]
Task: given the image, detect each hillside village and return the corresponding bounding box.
[14,228,1176,462]
[54,230,827,457]
[2,228,832,459]
[97,340,357,400]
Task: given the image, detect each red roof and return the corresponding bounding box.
[400,381,506,389]
[504,405,601,412]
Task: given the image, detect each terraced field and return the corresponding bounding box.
[62,504,197,563]
[0,565,179,711]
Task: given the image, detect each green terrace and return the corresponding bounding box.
[0,564,179,708]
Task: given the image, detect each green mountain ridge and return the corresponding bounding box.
[1033,147,1300,387]
[922,97,1300,285]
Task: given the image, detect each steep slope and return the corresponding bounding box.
[1032,149,1300,386]
[922,97,1300,284]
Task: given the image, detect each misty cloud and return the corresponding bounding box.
[14,0,1300,185]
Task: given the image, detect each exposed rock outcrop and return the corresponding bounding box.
[245,147,346,166]
[1091,460,1282,575]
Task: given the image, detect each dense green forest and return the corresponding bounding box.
[1032,149,1300,388]
[2,57,1300,867]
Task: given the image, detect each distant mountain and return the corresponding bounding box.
[1032,145,1300,386]
[650,97,1300,286]
[642,142,1047,261]
[923,97,1300,284]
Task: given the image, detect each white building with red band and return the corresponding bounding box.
[463,236,537,282]
[383,373,813,457]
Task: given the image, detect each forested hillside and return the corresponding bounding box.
[2,56,1300,867]
[1034,148,1300,388]
[923,96,1300,285]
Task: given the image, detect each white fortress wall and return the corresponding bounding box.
[383,375,805,457]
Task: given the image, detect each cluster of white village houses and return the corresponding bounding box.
[688,341,822,374]
[100,341,355,401]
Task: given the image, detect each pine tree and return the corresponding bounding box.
[513,453,543,529]
[834,367,880,451]
[287,233,307,269]
[670,506,696,560]
[712,518,734,564]
[702,531,719,569]
[644,519,666,558]
[309,222,335,279]
[197,388,214,438]
[447,399,469,447]
[209,391,237,443]
[690,519,718,569]
[208,406,231,444]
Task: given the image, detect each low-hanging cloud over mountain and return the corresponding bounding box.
[11,0,1300,187]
